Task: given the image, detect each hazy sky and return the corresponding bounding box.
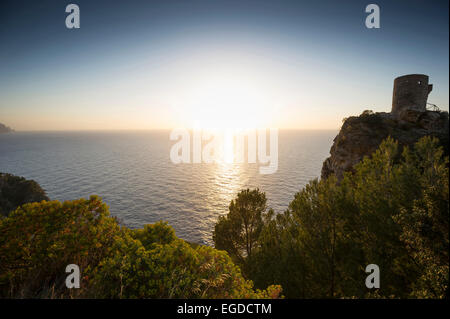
[0,0,448,130]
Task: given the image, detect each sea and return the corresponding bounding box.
[0,130,336,245]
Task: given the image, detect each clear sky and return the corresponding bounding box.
[0,0,448,131]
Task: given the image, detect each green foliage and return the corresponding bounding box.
[133,222,177,248]
[213,188,267,272]
[0,196,120,298]
[0,197,281,299]
[89,227,199,298]
[192,245,281,299]
[247,209,308,298]
[393,137,449,298]
[0,172,49,217]
[88,222,282,298]
[245,136,449,298]
[340,137,415,297]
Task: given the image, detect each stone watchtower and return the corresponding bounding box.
[391,74,433,118]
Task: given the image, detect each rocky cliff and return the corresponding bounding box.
[321,75,449,180]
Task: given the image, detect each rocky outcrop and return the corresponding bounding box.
[321,74,449,180]
[321,110,449,180]
[0,173,49,217]
[0,123,13,133]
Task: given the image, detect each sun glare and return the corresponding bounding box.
[167,68,279,164]
[172,68,275,131]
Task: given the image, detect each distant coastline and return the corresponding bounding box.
[0,123,14,133]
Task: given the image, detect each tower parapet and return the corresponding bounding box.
[391,74,433,118]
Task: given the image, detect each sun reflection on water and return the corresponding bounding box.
[213,162,246,211]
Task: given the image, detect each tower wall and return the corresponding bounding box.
[391,74,432,116]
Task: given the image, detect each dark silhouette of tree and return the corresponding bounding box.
[213,188,267,267]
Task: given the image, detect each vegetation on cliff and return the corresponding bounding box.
[215,136,449,298]
[0,196,281,298]
[322,109,449,180]
[0,173,49,217]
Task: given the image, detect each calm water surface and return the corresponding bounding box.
[0,130,336,245]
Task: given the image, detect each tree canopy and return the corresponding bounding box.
[214,136,449,298]
[0,196,281,299]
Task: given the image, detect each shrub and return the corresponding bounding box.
[0,196,120,298]
[0,197,281,299]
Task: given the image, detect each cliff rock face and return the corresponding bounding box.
[322,74,449,180]
[0,173,49,216]
[321,110,449,180]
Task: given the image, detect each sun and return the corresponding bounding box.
[172,69,275,131]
